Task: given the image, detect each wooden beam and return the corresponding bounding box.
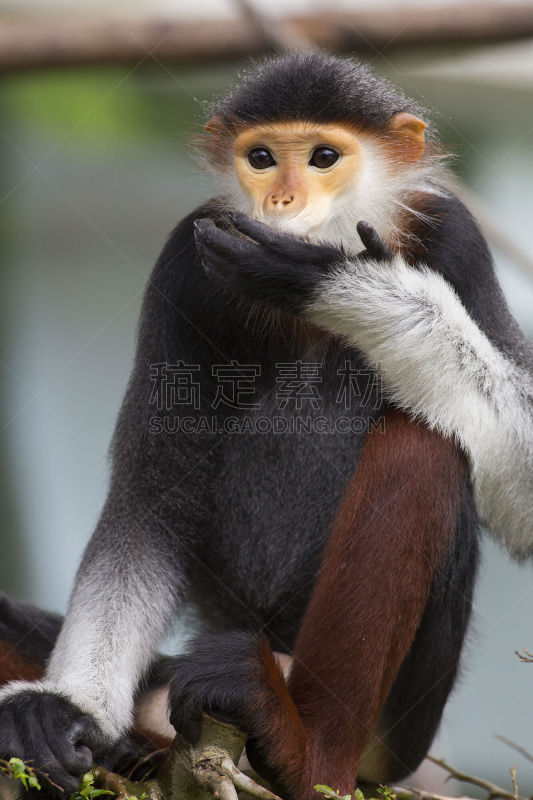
[0,4,533,73]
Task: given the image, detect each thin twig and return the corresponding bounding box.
[0,758,64,794]
[221,757,283,800]
[427,755,525,800]
[510,767,519,800]
[392,786,475,800]
[495,736,533,767]
[36,771,64,793]
[125,748,169,780]
[91,765,161,800]
[515,647,533,663]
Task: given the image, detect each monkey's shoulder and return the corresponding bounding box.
[405,189,527,360]
[406,190,490,275]
[138,200,231,337]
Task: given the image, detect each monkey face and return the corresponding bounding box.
[232,122,365,234]
[204,112,428,250]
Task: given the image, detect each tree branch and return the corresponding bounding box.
[426,755,524,800]
[157,714,281,800]
[494,735,533,767]
[2,4,533,73]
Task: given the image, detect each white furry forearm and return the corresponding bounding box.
[306,255,533,556]
[41,557,177,740]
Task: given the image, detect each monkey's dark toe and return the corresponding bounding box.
[0,691,102,795]
[168,631,264,743]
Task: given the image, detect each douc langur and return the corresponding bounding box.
[1,52,532,800]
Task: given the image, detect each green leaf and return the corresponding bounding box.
[314,786,351,800]
[314,786,336,797]
[376,786,396,800]
[9,758,26,776]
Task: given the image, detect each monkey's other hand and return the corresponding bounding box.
[194,212,344,313]
[0,690,103,794]
[356,220,393,262]
[168,630,270,743]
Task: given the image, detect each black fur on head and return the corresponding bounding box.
[207,51,430,133]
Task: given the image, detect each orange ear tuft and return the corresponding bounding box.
[205,115,225,135]
[387,112,427,161]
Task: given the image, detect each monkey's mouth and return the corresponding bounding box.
[257,209,325,239]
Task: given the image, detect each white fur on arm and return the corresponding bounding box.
[0,542,179,740]
[43,550,178,739]
[306,255,533,557]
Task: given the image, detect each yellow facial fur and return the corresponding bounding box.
[233,122,364,229]
[204,113,430,250]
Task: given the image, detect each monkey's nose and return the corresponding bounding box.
[269,192,294,208]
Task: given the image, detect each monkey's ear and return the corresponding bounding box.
[387,112,427,161]
[205,115,225,135]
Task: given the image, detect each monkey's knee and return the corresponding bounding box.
[0,595,63,686]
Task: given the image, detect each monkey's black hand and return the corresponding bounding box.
[194,212,391,313]
[0,691,102,794]
[356,220,393,262]
[194,212,344,314]
[168,631,267,743]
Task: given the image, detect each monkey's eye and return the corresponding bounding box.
[309,147,340,169]
[248,148,276,169]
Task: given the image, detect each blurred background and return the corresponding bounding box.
[0,0,532,793]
